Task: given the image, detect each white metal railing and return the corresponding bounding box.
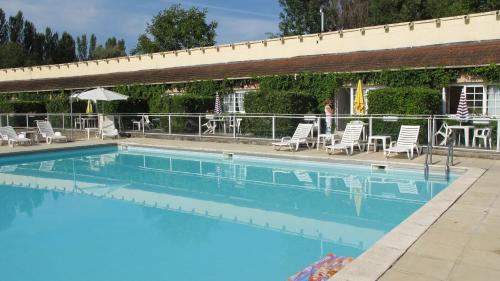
[0,113,498,153]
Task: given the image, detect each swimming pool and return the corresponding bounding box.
[0,145,455,281]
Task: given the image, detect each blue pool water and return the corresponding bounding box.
[0,146,455,281]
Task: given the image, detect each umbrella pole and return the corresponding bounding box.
[70,93,73,141]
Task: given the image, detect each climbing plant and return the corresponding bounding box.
[0,64,499,114]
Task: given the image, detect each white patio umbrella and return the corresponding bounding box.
[455,87,470,124]
[71,87,128,114]
[69,87,128,139]
[214,92,222,114]
[72,87,128,104]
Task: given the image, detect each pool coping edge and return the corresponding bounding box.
[329,167,484,281]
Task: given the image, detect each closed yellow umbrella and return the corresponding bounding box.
[354,80,365,114]
[86,100,93,114]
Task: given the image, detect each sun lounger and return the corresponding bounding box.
[36,120,67,144]
[325,124,364,155]
[0,126,32,147]
[384,125,421,160]
[101,120,119,139]
[272,123,314,151]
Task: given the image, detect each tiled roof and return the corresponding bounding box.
[1,40,499,93]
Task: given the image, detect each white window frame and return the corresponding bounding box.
[349,85,384,114]
[486,84,500,116]
[223,91,250,113]
[463,84,486,115]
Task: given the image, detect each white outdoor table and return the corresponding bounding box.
[317,133,340,150]
[211,117,227,133]
[367,135,391,152]
[85,128,99,140]
[81,117,97,129]
[447,125,474,147]
[20,130,38,144]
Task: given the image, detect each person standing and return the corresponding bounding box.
[324,99,334,134]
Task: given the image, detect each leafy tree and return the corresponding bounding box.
[76,34,88,61]
[22,20,43,66]
[367,0,428,25]
[89,33,96,59]
[56,32,76,63]
[0,42,24,68]
[0,9,8,44]
[425,0,500,18]
[335,0,370,29]
[0,10,127,67]
[8,11,24,43]
[133,4,217,54]
[278,0,325,35]
[43,27,59,64]
[279,0,500,35]
[278,0,370,35]
[92,37,126,59]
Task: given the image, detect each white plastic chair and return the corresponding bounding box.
[384,125,421,160]
[472,127,492,149]
[0,126,32,147]
[36,120,67,144]
[202,115,217,134]
[435,121,452,146]
[272,123,314,151]
[325,124,363,155]
[229,118,242,134]
[74,117,83,130]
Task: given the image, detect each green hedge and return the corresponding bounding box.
[368,87,441,115]
[144,94,215,133]
[0,101,46,113]
[244,90,318,138]
[368,87,441,144]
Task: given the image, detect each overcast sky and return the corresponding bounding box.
[0,0,281,53]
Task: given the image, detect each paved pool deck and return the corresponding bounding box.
[0,137,499,281]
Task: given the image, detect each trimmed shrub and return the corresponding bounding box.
[0,101,46,113]
[368,87,441,143]
[368,87,441,115]
[146,94,215,133]
[244,91,318,138]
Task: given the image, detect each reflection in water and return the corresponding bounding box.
[0,185,49,231]
[0,146,454,281]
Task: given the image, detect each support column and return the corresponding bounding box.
[350,87,354,115]
[441,87,447,114]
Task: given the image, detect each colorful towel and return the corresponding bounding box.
[288,253,353,281]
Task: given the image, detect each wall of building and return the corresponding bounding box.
[1,11,499,82]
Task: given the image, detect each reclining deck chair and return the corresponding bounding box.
[36,120,67,144]
[384,125,421,160]
[325,124,364,155]
[0,126,32,147]
[272,123,314,151]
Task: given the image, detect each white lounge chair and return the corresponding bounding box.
[0,126,32,147]
[272,123,313,151]
[101,120,119,139]
[384,125,421,160]
[325,124,364,155]
[36,120,67,144]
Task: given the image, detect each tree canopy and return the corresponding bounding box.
[278,0,500,36]
[133,4,218,54]
[0,8,127,68]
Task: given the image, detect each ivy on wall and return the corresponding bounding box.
[0,64,499,114]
